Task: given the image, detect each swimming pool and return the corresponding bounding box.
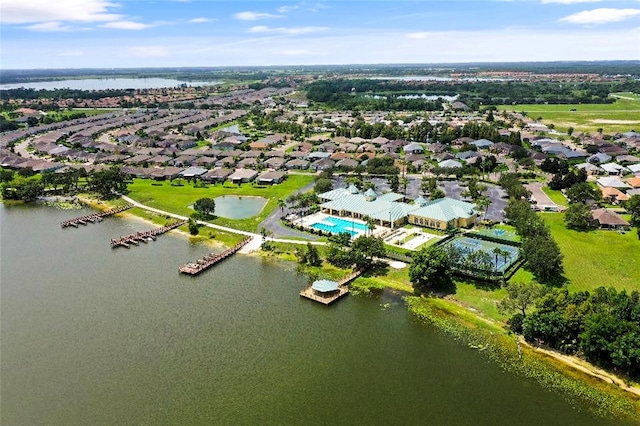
[310,216,369,236]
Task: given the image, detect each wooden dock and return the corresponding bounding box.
[299,269,365,305]
[178,237,252,275]
[61,203,133,228]
[111,219,187,248]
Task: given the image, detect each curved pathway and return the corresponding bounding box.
[257,179,318,240]
[120,195,326,251]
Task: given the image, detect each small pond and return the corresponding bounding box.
[214,195,268,219]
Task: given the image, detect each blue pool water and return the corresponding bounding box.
[310,216,369,236]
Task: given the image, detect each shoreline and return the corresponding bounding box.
[69,195,640,413]
[77,195,226,249]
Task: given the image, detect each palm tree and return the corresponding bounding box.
[363,215,377,236]
[278,199,286,212]
[476,196,490,223]
[492,247,511,271]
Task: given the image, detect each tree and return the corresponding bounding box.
[491,247,511,271]
[350,236,385,270]
[388,174,400,193]
[564,203,597,231]
[400,176,409,195]
[625,194,640,226]
[522,234,563,282]
[314,177,333,194]
[27,116,39,127]
[305,243,322,267]
[566,182,599,204]
[193,197,216,217]
[498,281,544,317]
[88,166,128,199]
[188,217,199,235]
[409,246,452,293]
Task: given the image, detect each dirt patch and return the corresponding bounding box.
[592,119,640,124]
[521,339,640,398]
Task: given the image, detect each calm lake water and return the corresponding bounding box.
[214,195,268,219]
[0,204,625,425]
[0,78,222,91]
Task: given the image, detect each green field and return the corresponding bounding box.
[498,93,640,134]
[126,175,314,232]
[541,186,568,207]
[541,212,640,292]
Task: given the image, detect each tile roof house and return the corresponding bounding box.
[592,209,630,230]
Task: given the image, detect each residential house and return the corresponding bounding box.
[285,159,310,170]
[228,168,258,183]
[592,209,630,230]
[257,170,286,185]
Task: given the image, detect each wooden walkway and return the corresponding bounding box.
[61,203,133,228]
[178,237,252,275]
[110,219,187,248]
[299,269,365,306]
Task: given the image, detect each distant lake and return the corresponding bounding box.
[0,78,222,91]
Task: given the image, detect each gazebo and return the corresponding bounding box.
[311,279,339,297]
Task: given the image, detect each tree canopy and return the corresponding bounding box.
[409,246,452,293]
[193,197,216,217]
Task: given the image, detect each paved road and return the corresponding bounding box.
[257,180,319,240]
[121,195,326,250]
[525,182,557,207]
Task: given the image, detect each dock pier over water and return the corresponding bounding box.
[299,269,365,305]
[111,219,187,248]
[179,237,252,275]
[61,204,133,228]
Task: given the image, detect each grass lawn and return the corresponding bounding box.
[498,94,640,134]
[541,186,568,207]
[126,174,315,232]
[541,212,640,292]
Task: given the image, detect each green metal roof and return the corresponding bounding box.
[411,198,477,222]
[312,279,339,292]
[320,193,476,224]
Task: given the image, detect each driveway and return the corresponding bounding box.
[525,182,557,208]
[258,180,319,240]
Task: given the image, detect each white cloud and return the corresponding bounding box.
[127,46,169,57]
[2,0,122,24]
[24,21,73,32]
[100,21,153,30]
[249,25,327,34]
[406,32,429,39]
[277,5,299,13]
[234,11,281,21]
[541,0,602,4]
[560,8,640,24]
[188,17,213,23]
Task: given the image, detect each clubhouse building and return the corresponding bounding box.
[318,186,478,231]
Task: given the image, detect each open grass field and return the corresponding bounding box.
[498,93,640,134]
[541,212,640,292]
[541,186,568,207]
[126,174,315,232]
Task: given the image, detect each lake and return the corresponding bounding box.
[0,203,624,425]
[0,78,222,91]
[214,195,268,219]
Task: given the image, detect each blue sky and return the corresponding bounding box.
[1,0,639,69]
